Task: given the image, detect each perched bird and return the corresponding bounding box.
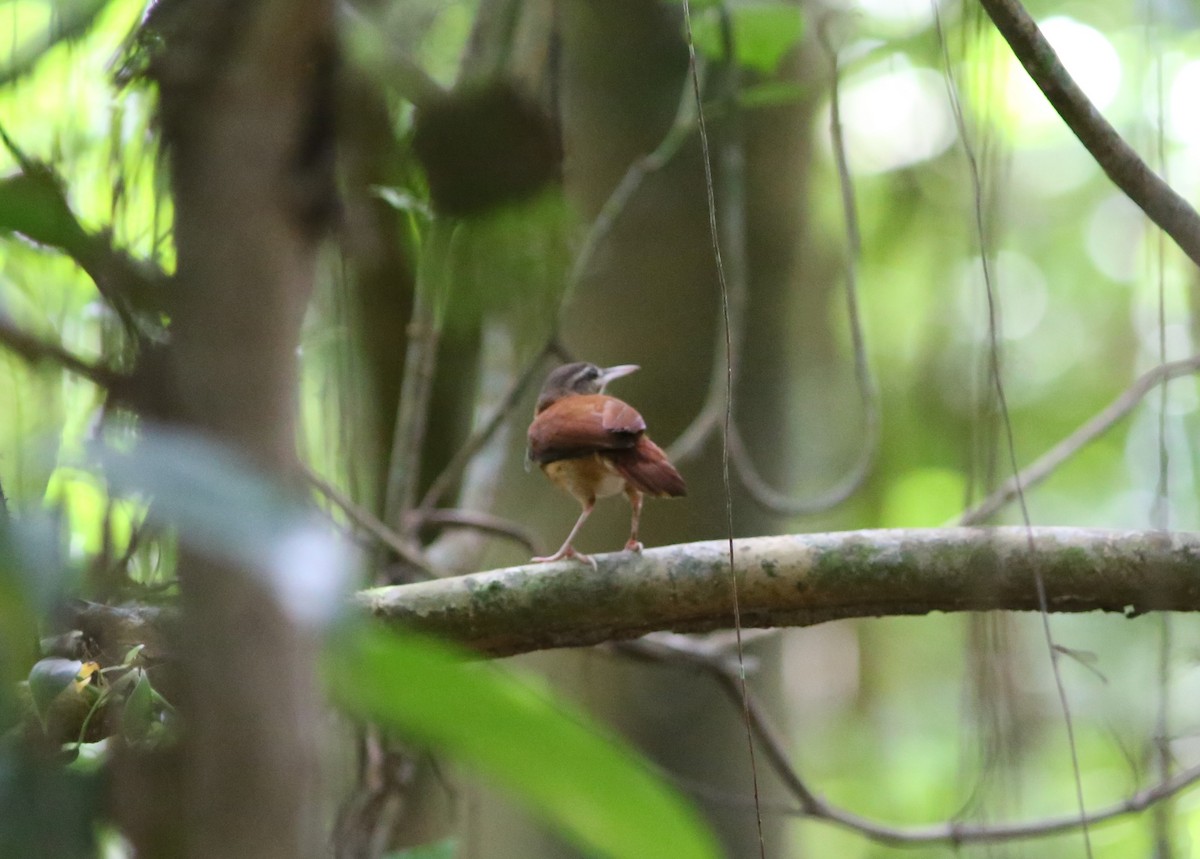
[527,361,686,567]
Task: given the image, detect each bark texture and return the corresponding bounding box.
[359,527,1200,656]
[136,2,336,857]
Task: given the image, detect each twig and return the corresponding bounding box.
[421,323,528,572]
[630,629,823,813]
[680,3,767,854]
[383,222,451,531]
[0,129,162,331]
[727,422,870,516]
[566,86,696,298]
[416,339,551,514]
[303,464,433,576]
[710,681,1200,846]
[960,354,1200,525]
[1149,11,1175,852]
[0,314,117,388]
[411,508,539,555]
[566,33,752,471]
[621,629,777,667]
[667,17,747,467]
[622,626,1200,847]
[669,31,881,519]
[559,47,768,469]
[754,27,880,511]
[615,633,761,678]
[978,0,1200,269]
[939,6,1092,851]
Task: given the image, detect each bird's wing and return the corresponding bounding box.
[528,395,645,464]
[610,436,687,498]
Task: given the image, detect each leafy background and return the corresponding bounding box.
[2,0,1200,856]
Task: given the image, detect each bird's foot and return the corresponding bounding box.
[532,545,597,570]
[624,539,644,553]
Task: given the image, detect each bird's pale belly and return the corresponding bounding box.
[542,455,626,503]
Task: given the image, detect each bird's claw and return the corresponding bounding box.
[532,546,597,570]
[624,539,644,553]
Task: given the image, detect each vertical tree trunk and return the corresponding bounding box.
[138,2,335,857]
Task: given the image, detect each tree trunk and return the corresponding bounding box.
[116,3,336,857]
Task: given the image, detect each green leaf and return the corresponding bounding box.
[690,3,805,74]
[0,169,91,253]
[740,80,808,109]
[120,669,155,742]
[120,644,145,667]
[0,515,70,729]
[95,428,353,629]
[437,189,571,334]
[0,742,100,859]
[326,624,720,859]
[27,658,86,725]
[0,0,114,87]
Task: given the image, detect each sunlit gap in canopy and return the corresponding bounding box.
[828,54,957,174]
[819,0,946,39]
[942,250,1086,409]
[1162,59,1200,206]
[1002,16,1123,137]
[983,16,1122,198]
[826,12,1123,176]
[1167,60,1200,145]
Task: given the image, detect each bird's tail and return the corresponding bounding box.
[611,437,686,498]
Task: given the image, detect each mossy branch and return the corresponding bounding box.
[357,527,1200,656]
[66,527,1200,661]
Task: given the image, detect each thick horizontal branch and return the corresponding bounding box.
[357,527,1200,657]
[60,528,1200,849]
[66,528,1200,661]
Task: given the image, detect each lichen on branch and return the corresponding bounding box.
[357,526,1200,657]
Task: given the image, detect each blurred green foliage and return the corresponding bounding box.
[328,623,721,859]
[0,0,1199,856]
[0,502,103,858]
[689,2,806,74]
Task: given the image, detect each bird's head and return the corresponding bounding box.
[534,362,639,412]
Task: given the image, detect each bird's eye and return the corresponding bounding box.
[584,367,600,380]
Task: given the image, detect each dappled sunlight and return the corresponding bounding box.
[834,57,958,174]
[1011,143,1098,197]
[952,250,1049,343]
[1004,16,1123,137]
[818,0,945,39]
[1131,287,1196,361]
[1167,60,1200,144]
[1085,193,1146,283]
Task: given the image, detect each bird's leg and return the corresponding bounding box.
[624,486,644,553]
[533,500,597,568]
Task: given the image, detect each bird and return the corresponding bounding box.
[527,361,686,567]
